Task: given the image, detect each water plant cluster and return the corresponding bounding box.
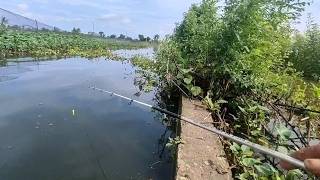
[132,0,320,179]
[0,27,149,59]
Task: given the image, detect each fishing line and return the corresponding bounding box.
[274,103,320,114]
[72,114,109,180]
[84,131,109,180]
[90,86,306,170]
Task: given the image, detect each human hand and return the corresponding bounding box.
[280,144,320,176]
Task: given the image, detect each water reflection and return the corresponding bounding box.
[113,48,155,59]
[0,60,7,67]
[0,55,174,180]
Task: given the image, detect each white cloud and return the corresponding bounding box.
[39,15,85,22]
[1,0,200,36]
[16,3,33,17]
[17,3,29,12]
[16,2,87,24]
[57,0,101,8]
[31,0,49,4]
[155,0,200,11]
[97,13,131,24]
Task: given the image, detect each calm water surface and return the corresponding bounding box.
[0,54,174,180]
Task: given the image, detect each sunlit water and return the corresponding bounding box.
[113,48,155,59]
[0,54,174,180]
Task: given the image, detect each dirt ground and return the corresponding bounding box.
[176,97,232,180]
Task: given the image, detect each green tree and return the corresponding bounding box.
[71,27,81,34]
[53,27,60,32]
[0,16,8,34]
[125,36,133,41]
[118,34,126,39]
[99,31,105,38]
[153,34,160,42]
[109,34,116,39]
[290,15,320,80]
[0,17,8,26]
[138,34,145,41]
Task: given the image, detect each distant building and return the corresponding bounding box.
[88,32,99,36]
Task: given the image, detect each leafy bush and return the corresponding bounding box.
[156,0,306,101]
[133,0,320,179]
[290,16,320,81]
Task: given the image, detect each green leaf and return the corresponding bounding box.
[183,76,193,84]
[238,106,247,113]
[277,146,288,154]
[234,124,241,128]
[241,145,251,153]
[312,84,320,98]
[217,99,228,104]
[276,125,292,140]
[254,164,273,176]
[248,106,258,112]
[230,142,241,153]
[165,143,173,148]
[190,86,202,96]
[240,145,254,156]
[204,95,214,108]
[241,158,260,166]
[177,72,184,79]
[251,130,261,136]
[238,172,250,180]
[286,169,303,180]
[204,95,221,111]
[181,68,192,74]
[244,46,250,52]
[257,105,270,112]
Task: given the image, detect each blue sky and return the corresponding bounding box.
[0,0,319,38]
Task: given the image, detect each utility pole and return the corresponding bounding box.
[35,19,38,31]
[92,22,95,33]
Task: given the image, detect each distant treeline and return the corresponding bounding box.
[72,27,160,43]
[0,16,160,43]
[103,33,159,42]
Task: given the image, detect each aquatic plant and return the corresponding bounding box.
[0,29,150,59]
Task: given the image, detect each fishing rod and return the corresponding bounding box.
[274,103,320,114]
[90,86,306,170]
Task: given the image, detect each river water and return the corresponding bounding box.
[0,52,174,180]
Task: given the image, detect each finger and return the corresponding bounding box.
[280,160,295,170]
[305,159,320,177]
[280,144,320,170]
[293,144,320,160]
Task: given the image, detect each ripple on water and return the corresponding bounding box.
[0,76,18,82]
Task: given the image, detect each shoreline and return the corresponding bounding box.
[175,96,232,180]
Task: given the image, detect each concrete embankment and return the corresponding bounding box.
[176,96,232,180]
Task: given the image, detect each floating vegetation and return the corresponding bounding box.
[0,29,150,60]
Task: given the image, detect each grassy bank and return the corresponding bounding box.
[0,28,150,59]
[132,0,320,179]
